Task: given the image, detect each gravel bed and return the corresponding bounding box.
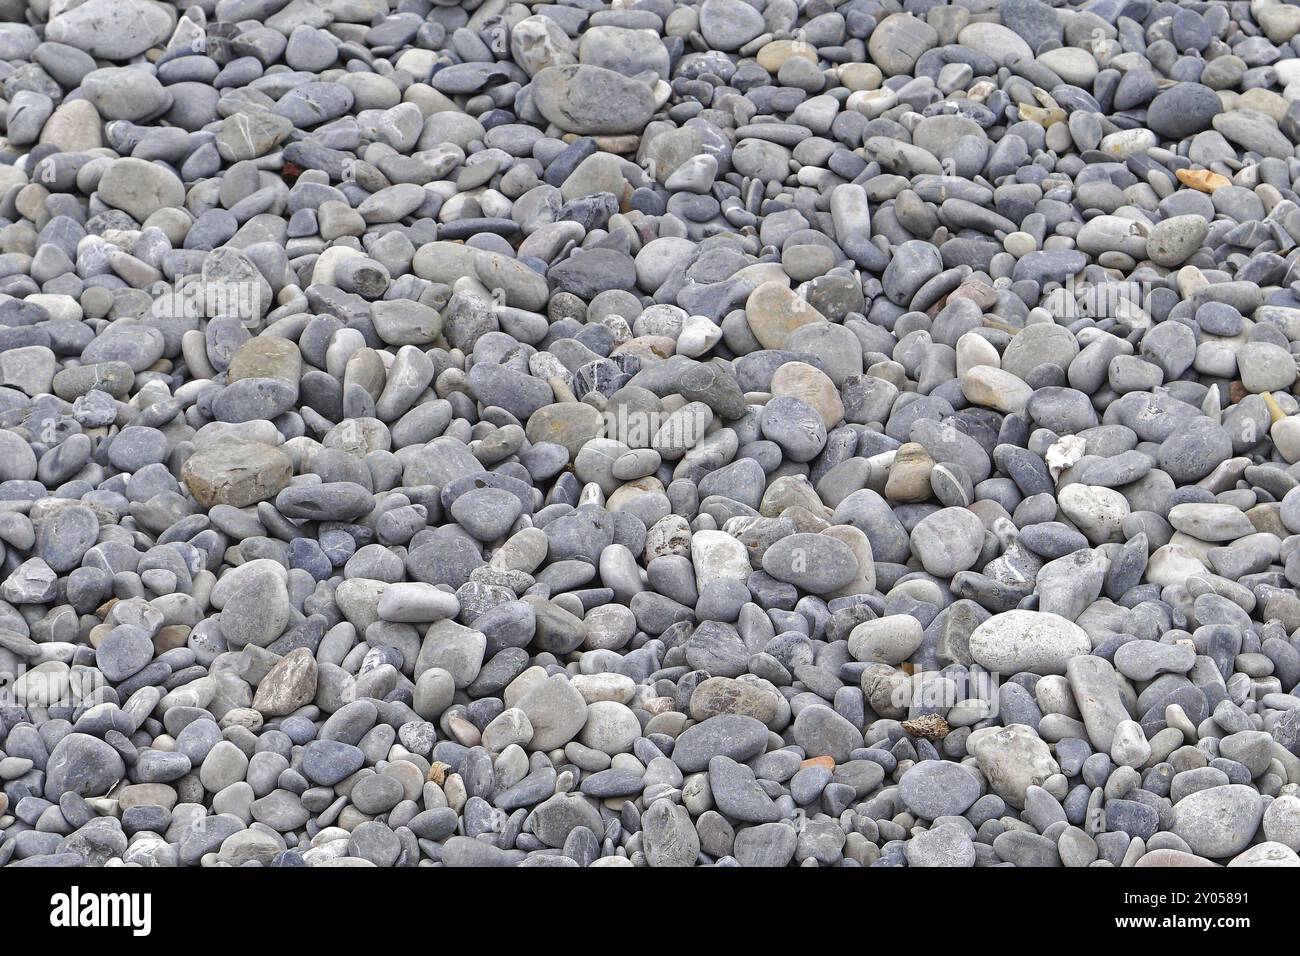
[1,0,1300,868]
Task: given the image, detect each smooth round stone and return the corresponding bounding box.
[848,615,924,665]
[577,700,639,755]
[898,760,981,819]
[1113,640,1197,681]
[107,426,169,471]
[286,26,339,71]
[1228,843,1300,868]
[44,733,126,800]
[1057,484,1130,544]
[515,675,588,751]
[761,396,828,462]
[81,67,169,122]
[0,429,38,480]
[1172,785,1265,858]
[182,441,293,508]
[745,281,828,350]
[698,0,765,52]
[37,505,98,572]
[1263,795,1300,852]
[1167,503,1255,542]
[1147,215,1209,267]
[1038,48,1097,86]
[869,14,939,77]
[301,741,366,786]
[968,610,1092,676]
[275,483,376,522]
[770,362,844,428]
[909,507,985,577]
[1002,324,1079,380]
[96,158,185,222]
[641,800,700,867]
[1238,342,1297,393]
[96,626,155,682]
[671,715,769,773]
[791,705,864,762]
[905,824,977,867]
[532,65,655,135]
[450,487,524,542]
[351,775,404,815]
[1147,83,1222,139]
[962,365,1032,413]
[377,583,460,623]
[760,532,860,594]
[1158,422,1233,484]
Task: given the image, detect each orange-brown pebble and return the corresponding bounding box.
[1176,168,1230,193]
[800,755,836,771]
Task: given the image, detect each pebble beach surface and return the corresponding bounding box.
[2,0,1300,869]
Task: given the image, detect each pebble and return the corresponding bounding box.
[969,611,1092,676]
[1172,785,1266,859]
[899,761,981,820]
[910,508,986,577]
